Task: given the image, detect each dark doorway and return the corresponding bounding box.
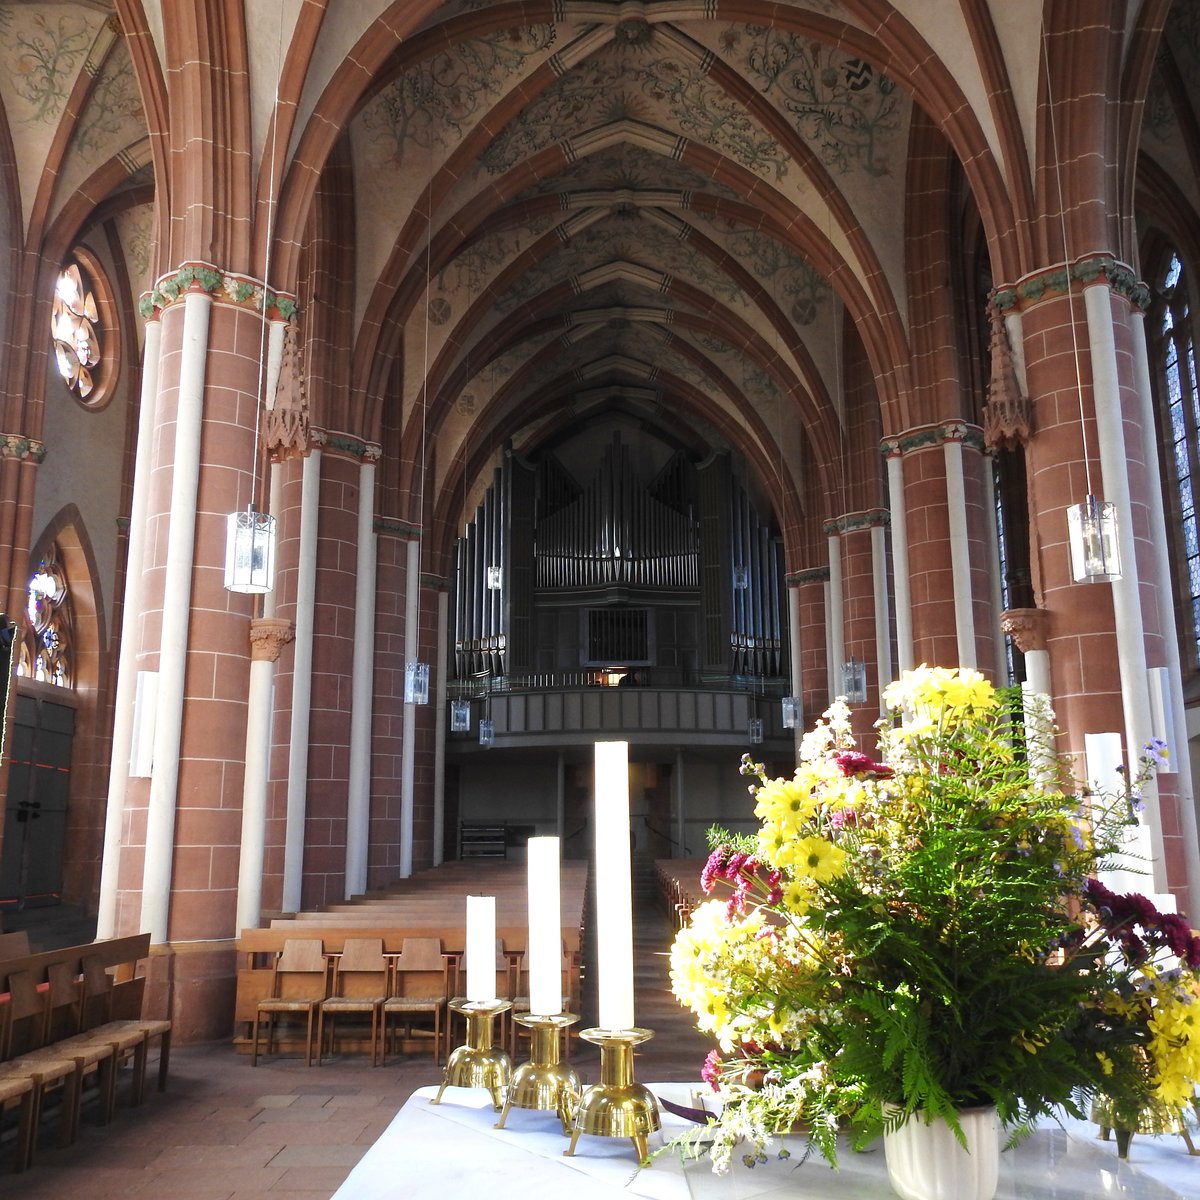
[0,694,74,909]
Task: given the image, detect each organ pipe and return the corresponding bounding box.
[451,434,783,683]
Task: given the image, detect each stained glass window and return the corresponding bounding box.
[1152,252,1200,665]
[17,544,72,687]
[51,261,101,400]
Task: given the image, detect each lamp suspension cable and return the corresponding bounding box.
[772,269,799,729]
[1043,27,1091,498]
[1041,22,1121,583]
[224,12,284,596]
[404,159,435,705]
[828,184,856,701]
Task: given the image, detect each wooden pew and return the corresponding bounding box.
[0,934,171,1171]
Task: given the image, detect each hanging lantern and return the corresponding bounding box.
[840,657,868,705]
[781,696,801,729]
[748,717,764,744]
[1067,495,1121,583]
[223,508,276,594]
[450,698,471,732]
[404,661,430,705]
[478,718,495,747]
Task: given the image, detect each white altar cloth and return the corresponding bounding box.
[331,1085,1198,1199]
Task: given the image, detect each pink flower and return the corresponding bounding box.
[834,750,893,779]
[702,1048,723,1091]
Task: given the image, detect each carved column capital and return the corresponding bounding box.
[1000,607,1048,654]
[249,616,296,662]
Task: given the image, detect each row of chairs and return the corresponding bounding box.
[656,862,700,928]
[251,937,451,1068]
[0,948,171,1172]
[250,935,581,1067]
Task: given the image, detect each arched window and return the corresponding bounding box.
[17,543,72,688]
[50,249,118,408]
[51,261,101,400]
[1150,250,1200,669]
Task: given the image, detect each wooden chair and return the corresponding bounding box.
[0,993,37,1172]
[250,939,329,1066]
[0,970,84,1156]
[0,932,31,961]
[317,939,388,1066]
[42,961,121,1126]
[0,1070,37,1172]
[507,943,578,1056]
[382,939,449,1066]
[74,953,172,1103]
[446,939,512,1051]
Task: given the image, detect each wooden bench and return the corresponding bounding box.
[0,933,171,1171]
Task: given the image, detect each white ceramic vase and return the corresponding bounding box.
[882,1106,1000,1200]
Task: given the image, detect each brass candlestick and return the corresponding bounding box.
[564,1027,660,1164]
[432,999,513,1111]
[496,1012,581,1133]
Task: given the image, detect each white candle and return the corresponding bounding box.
[465,894,496,1002]
[527,836,562,1017]
[594,740,635,1030]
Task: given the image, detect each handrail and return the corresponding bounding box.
[643,817,691,857]
[447,668,789,700]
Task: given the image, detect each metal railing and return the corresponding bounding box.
[446,667,789,700]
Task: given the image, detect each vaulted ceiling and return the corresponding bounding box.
[5,1,1200,570]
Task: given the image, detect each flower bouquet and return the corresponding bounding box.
[668,665,1200,1180]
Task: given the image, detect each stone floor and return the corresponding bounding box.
[0,891,710,1198]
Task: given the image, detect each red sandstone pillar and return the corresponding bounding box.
[881,423,995,674]
[1001,257,1199,908]
[792,567,829,725]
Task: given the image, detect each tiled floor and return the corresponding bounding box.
[0,895,710,1198]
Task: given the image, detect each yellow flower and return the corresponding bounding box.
[754,772,819,832]
[883,664,996,731]
[779,879,812,915]
[790,836,847,884]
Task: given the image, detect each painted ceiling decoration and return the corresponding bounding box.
[3,1,1194,562]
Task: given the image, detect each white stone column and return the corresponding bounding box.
[1083,283,1163,883]
[870,522,893,704]
[234,462,287,931]
[1130,307,1200,910]
[980,456,1009,682]
[787,582,803,758]
[1002,311,1029,396]
[97,316,162,939]
[1024,649,1051,699]
[282,444,322,913]
[556,753,566,841]
[674,750,685,857]
[826,532,843,698]
[943,436,976,669]
[885,448,914,674]
[432,587,449,867]
[344,455,378,897]
[140,291,211,943]
[399,535,421,877]
[237,617,294,931]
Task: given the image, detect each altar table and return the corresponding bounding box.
[331,1084,1197,1199]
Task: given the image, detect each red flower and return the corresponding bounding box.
[702,1048,723,1091]
[834,750,893,779]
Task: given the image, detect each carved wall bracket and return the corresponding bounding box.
[999,607,1048,654]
